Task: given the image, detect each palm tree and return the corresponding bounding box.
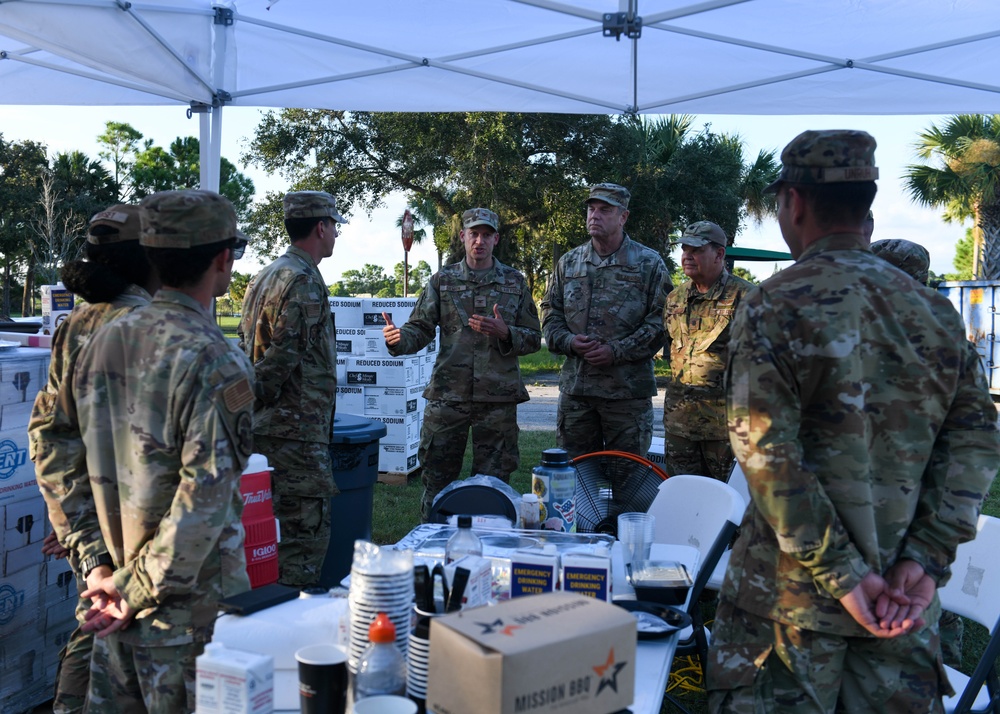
[623,116,779,257]
[904,115,1000,279]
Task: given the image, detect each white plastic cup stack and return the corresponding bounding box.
[617,512,655,576]
[347,542,414,674]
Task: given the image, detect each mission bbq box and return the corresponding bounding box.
[426,591,635,714]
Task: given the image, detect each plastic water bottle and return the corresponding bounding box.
[354,612,406,700]
[532,448,577,533]
[445,515,483,564]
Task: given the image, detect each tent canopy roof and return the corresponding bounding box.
[2,0,998,115]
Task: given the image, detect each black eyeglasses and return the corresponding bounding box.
[231,238,248,260]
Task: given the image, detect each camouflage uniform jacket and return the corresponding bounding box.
[72,290,254,646]
[239,244,336,443]
[663,271,753,440]
[724,233,1000,636]
[541,235,670,398]
[387,259,541,402]
[30,284,153,567]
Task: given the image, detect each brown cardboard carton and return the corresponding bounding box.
[426,591,635,714]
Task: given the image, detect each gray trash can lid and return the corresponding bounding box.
[332,413,388,444]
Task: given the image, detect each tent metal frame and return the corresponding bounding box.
[2,0,999,190]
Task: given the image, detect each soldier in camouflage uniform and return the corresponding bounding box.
[662,221,752,480]
[238,191,342,587]
[383,208,541,520]
[68,190,254,714]
[30,205,158,714]
[871,237,966,670]
[708,130,1000,713]
[871,238,931,286]
[541,183,671,459]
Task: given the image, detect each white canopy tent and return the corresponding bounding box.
[2,0,999,191]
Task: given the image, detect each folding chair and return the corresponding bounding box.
[939,514,1000,714]
[704,460,750,592]
[645,474,745,674]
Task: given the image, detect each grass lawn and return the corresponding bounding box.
[371,430,554,544]
[217,314,240,338]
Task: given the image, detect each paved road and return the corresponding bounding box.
[519,379,665,436]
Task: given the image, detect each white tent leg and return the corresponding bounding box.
[199,109,212,191]
[208,104,223,193]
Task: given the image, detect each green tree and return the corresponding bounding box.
[732,266,758,284]
[904,115,1000,279]
[243,111,777,292]
[131,136,255,221]
[98,122,254,221]
[341,264,393,296]
[242,111,623,290]
[32,171,87,293]
[329,281,351,297]
[403,196,449,269]
[618,116,780,260]
[228,271,252,307]
[50,150,116,220]
[393,259,432,297]
[97,121,144,202]
[0,135,47,318]
[944,227,975,280]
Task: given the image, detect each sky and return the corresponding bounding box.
[0,106,965,284]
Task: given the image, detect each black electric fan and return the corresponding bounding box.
[571,451,669,536]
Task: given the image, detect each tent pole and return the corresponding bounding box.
[199,110,212,191]
[209,105,223,193]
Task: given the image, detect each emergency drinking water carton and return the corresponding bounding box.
[560,551,612,601]
[509,546,558,598]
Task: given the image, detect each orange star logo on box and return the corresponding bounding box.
[593,648,627,695]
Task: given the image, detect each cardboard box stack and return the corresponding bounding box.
[645,436,666,472]
[331,298,437,476]
[0,347,77,714]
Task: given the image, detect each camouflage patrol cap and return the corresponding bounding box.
[586,183,630,209]
[87,204,142,245]
[676,221,727,248]
[283,191,347,223]
[462,207,500,232]
[765,130,879,193]
[139,189,246,248]
[871,239,930,285]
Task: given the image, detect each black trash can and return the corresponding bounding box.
[319,413,388,588]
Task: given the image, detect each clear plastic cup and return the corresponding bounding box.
[617,512,655,575]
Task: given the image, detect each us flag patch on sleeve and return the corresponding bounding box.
[223,377,254,413]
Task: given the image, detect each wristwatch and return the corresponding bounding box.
[81,553,114,579]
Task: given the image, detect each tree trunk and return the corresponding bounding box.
[979,202,1000,281]
[2,258,11,319]
[22,253,35,317]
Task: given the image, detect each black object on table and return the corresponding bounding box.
[613,600,691,640]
